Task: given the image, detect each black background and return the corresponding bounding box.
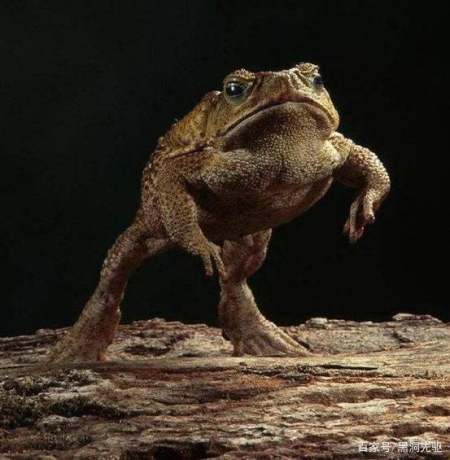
[2,1,449,337]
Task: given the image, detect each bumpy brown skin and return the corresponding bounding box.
[48,63,390,363]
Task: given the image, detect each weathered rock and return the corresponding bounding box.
[0,315,449,459]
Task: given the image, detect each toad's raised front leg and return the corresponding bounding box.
[219,230,310,356]
[330,133,391,242]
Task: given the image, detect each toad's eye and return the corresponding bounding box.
[225,81,245,97]
[312,75,324,89]
[224,80,248,102]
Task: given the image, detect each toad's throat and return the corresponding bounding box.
[222,97,333,138]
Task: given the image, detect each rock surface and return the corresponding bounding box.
[1,315,449,459]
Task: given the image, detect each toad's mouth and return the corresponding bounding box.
[222,96,334,138]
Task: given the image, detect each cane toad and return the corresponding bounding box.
[49,63,390,362]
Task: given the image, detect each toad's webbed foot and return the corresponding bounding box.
[224,314,310,357]
[47,219,172,364]
[343,190,377,243]
[218,230,311,357]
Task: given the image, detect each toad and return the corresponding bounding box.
[48,63,390,362]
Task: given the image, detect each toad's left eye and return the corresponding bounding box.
[312,75,324,88]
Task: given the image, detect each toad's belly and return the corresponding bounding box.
[198,176,334,242]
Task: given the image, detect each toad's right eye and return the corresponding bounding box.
[225,81,245,97]
[224,80,249,103]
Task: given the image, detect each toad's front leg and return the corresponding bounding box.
[154,150,227,278]
[154,145,272,276]
[330,133,391,242]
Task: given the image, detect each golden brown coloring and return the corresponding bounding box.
[48,63,391,362]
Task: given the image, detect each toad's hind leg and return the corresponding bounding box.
[219,230,310,357]
[47,217,172,364]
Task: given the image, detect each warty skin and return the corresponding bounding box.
[48,63,390,362]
